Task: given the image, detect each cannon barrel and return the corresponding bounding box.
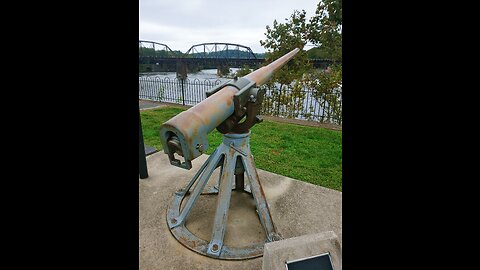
[159,48,300,169]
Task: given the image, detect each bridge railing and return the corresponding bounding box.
[139,76,342,125]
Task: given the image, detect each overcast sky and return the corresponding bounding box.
[139,0,319,53]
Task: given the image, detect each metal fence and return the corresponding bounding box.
[139,76,342,125]
[139,77,222,106]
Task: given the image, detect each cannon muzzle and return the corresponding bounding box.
[159,48,300,169]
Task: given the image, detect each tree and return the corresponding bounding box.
[308,0,342,62]
[306,1,342,123]
[259,0,342,123]
[234,65,252,77]
[260,9,311,85]
[259,10,311,119]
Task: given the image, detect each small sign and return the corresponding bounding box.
[285,252,334,270]
[144,145,158,156]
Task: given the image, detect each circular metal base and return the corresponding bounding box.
[166,192,265,260]
[165,132,279,260]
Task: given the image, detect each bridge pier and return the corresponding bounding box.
[217,64,230,77]
[176,61,187,79]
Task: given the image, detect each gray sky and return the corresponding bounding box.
[139,0,319,53]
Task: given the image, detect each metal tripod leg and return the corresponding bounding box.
[207,152,236,256]
[243,154,281,241]
[169,149,223,229]
[176,149,218,196]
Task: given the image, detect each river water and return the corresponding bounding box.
[139,68,240,81]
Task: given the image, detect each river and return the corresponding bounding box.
[139,68,240,81]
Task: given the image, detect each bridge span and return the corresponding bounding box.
[139,40,333,76]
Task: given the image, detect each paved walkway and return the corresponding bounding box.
[139,100,164,110]
[139,152,342,270]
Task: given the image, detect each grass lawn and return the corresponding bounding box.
[140,106,342,191]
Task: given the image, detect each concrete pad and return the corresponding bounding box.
[140,151,342,270]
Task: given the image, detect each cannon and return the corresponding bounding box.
[159,48,300,260]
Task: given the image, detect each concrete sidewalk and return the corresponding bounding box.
[139,100,165,110]
[139,152,342,270]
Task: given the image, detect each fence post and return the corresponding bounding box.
[139,109,149,179]
[181,78,185,106]
[277,86,281,116]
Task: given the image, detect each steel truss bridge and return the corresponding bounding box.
[139,40,333,75]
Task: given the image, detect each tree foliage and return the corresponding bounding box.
[234,65,252,77]
[260,9,311,85]
[138,47,182,57]
[308,0,342,61]
[259,0,342,123]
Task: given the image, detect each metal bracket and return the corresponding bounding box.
[212,77,265,134]
[232,78,256,117]
[205,80,230,97]
[229,87,265,134]
[229,143,247,156]
[206,77,257,118]
[206,77,253,99]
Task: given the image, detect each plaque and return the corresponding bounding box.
[285,252,334,270]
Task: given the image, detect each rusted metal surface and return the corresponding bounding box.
[169,149,223,229]
[245,48,299,86]
[206,150,235,257]
[165,132,279,259]
[159,86,236,169]
[175,149,218,197]
[159,48,299,170]
[244,154,281,242]
[162,49,299,260]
